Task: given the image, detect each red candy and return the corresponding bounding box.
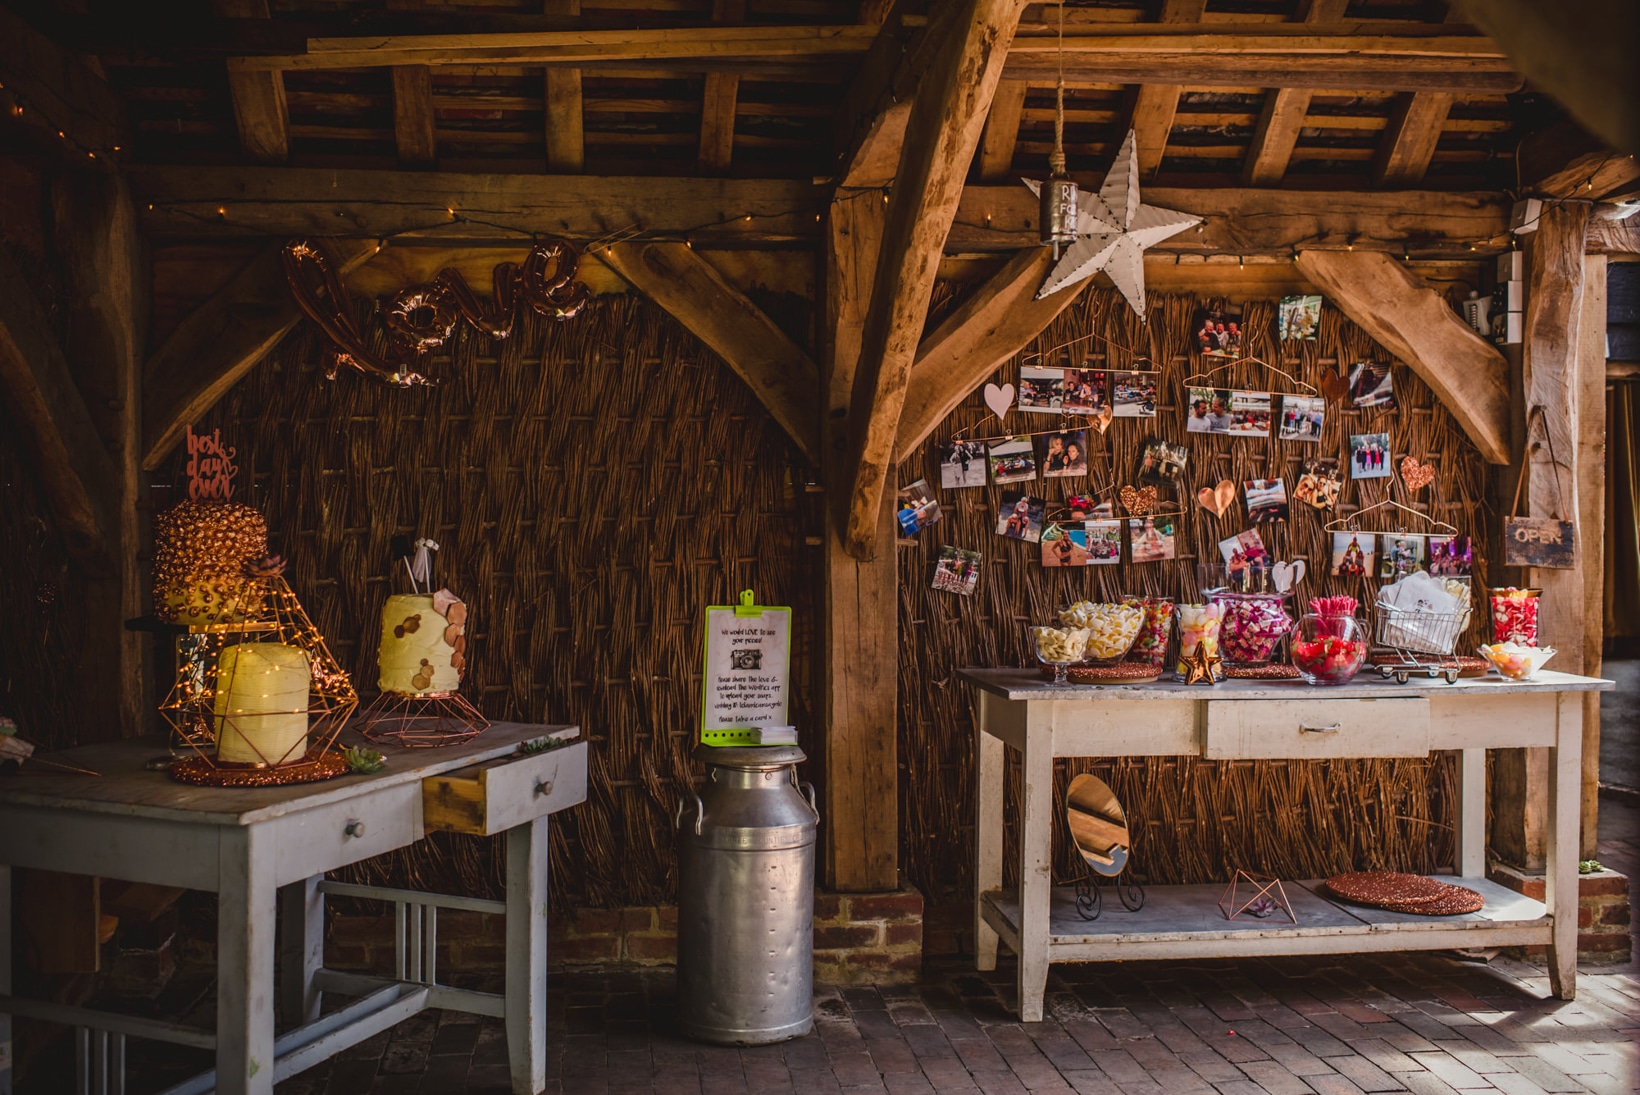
[1293,636,1368,683]
[1489,588,1540,646]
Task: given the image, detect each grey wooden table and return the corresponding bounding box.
[0,722,586,1095]
[960,668,1614,1022]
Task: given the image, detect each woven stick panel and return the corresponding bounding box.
[896,287,1490,901]
[184,296,814,907]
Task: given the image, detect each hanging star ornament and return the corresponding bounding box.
[1023,129,1202,315]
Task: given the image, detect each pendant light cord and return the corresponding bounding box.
[1052,0,1066,175]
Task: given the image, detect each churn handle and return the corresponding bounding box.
[676,790,705,836]
[799,781,820,823]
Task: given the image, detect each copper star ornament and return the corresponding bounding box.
[1182,642,1224,685]
[1024,129,1202,316]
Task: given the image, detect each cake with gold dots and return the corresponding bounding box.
[378,589,468,696]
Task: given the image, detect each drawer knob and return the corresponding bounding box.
[344,819,367,838]
[534,779,554,797]
[1300,724,1342,735]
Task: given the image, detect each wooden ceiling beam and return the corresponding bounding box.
[543,0,584,173]
[391,64,437,167]
[0,5,125,162]
[217,0,289,163]
[977,79,1028,184]
[697,0,746,175]
[1517,120,1640,201]
[141,240,379,472]
[834,6,944,189]
[602,242,820,464]
[1240,0,1349,186]
[1121,0,1205,182]
[841,0,1026,558]
[0,244,120,568]
[1370,90,1453,187]
[1295,249,1509,464]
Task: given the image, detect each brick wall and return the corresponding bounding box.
[1488,864,1632,961]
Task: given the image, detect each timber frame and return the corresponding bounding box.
[1,0,1635,897]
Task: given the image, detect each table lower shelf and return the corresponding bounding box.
[980,877,1550,962]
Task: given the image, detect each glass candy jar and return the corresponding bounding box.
[1057,602,1144,666]
[1291,614,1368,685]
[1033,626,1092,684]
[1175,602,1225,679]
[1122,596,1175,670]
[1210,591,1293,667]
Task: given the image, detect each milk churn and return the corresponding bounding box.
[676,743,818,1044]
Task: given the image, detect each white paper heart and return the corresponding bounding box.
[1273,560,1307,594]
[983,382,1014,422]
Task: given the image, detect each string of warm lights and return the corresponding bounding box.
[0,77,122,165]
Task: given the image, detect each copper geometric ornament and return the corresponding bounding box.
[158,574,357,786]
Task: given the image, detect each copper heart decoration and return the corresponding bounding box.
[1090,404,1114,435]
[1119,485,1157,516]
[1196,479,1238,517]
[1399,455,1435,492]
[1320,366,1350,402]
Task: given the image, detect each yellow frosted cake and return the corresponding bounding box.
[378,590,468,695]
[152,500,269,626]
[213,642,312,765]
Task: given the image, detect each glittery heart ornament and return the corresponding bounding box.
[1399,456,1435,492]
[1196,479,1237,517]
[1119,485,1157,516]
[983,382,1014,422]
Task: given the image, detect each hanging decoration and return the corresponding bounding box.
[982,382,1015,422]
[1023,129,1202,313]
[282,237,589,387]
[1196,480,1238,518]
[1399,456,1436,493]
[1117,485,1157,517]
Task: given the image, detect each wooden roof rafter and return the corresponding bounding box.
[1240,0,1350,187]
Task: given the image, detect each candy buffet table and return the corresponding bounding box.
[0,722,586,1095]
[960,668,1613,1022]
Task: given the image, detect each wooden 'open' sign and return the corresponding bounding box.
[1504,517,1576,570]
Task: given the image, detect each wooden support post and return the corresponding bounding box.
[391,65,437,167]
[50,171,146,740]
[1576,254,1607,857]
[977,79,1027,184]
[18,870,101,974]
[217,1,289,164]
[821,194,897,892]
[543,0,584,172]
[698,0,746,174]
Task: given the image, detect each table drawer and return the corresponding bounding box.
[423,739,588,836]
[272,782,424,884]
[1203,698,1430,759]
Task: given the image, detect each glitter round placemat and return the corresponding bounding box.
[1224,663,1301,680]
[1375,887,1485,916]
[1325,871,1450,907]
[169,752,351,787]
[1040,663,1163,684]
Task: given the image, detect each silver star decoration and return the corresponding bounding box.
[1024,129,1202,316]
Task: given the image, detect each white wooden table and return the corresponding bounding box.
[0,721,587,1095]
[961,668,1614,1022]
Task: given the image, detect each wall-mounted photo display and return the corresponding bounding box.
[1129,515,1177,562]
[1041,523,1091,567]
[1218,528,1271,586]
[988,435,1037,484]
[1186,386,1231,433]
[1062,367,1107,415]
[1226,390,1273,437]
[932,546,981,596]
[1292,458,1342,511]
[1278,395,1326,442]
[1330,531,1376,577]
[1379,534,1426,580]
[1195,303,1244,358]
[1137,437,1189,487]
[1038,429,1089,478]
[1349,432,1391,479]
[996,492,1046,542]
[1244,478,1289,524]
[896,479,941,537]
[1018,367,1065,413]
[1085,519,1123,564]
[1110,370,1159,417]
[938,439,988,489]
[1348,361,1396,409]
[1428,534,1473,576]
[1278,294,1322,341]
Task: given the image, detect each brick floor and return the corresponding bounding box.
[235,794,1640,1095]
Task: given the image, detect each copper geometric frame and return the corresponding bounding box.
[157,575,358,785]
[1218,869,1298,923]
[357,688,489,748]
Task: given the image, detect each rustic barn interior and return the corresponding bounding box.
[0,0,1636,1092]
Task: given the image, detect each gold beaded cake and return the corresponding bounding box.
[152,500,269,626]
[378,589,468,695]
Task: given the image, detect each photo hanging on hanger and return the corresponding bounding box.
[1348,362,1396,409]
[1038,429,1089,478]
[1427,535,1473,576]
[1278,395,1326,442]
[996,492,1046,543]
[1348,432,1391,479]
[1085,519,1123,564]
[1378,534,1426,580]
[939,440,988,489]
[1330,531,1376,577]
[932,546,981,596]
[1129,515,1177,562]
[1195,303,1244,358]
[1018,367,1065,413]
[988,436,1037,484]
[1278,294,1322,341]
[1110,371,1159,417]
[1062,366,1107,416]
[1041,523,1091,567]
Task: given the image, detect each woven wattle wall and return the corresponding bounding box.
[895,286,1495,903]
[184,296,815,908]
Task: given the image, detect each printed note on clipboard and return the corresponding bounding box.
[700,590,792,747]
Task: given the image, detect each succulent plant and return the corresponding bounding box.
[344,745,387,774]
[520,736,571,756]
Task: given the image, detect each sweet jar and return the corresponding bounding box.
[1291,614,1369,685]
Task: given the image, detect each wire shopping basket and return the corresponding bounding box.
[1371,600,1472,683]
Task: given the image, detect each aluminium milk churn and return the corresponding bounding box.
[676,743,818,1044]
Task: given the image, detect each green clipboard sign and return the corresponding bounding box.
[699,590,792,747]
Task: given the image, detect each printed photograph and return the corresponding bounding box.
[1244,478,1289,524]
[1186,387,1233,434]
[1292,458,1342,512]
[1348,361,1396,409]
[1330,531,1376,578]
[1226,390,1273,437]
[932,546,981,596]
[1195,304,1244,358]
[1062,367,1107,415]
[1427,534,1474,576]
[1137,437,1189,486]
[1041,523,1090,567]
[1379,535,1426,580]
[938,439,988,489]
[988,435,1037,484]
[1278,294,1323,341]
[1128,516,1177,562]
[1018,367,1065,413]
[1066,495,1114,519]
[1278,394,1326,442]
[996,492,1046,543]
[1086,519,1123,564]
[1349,432,1392,479]
[1218,528,1271,586]
[895,479,941,537]
[1038,429,1089,478]
[1110,370,1159,417]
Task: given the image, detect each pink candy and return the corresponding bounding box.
[1213,594,1293,665]
[1489,588,1540,646]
